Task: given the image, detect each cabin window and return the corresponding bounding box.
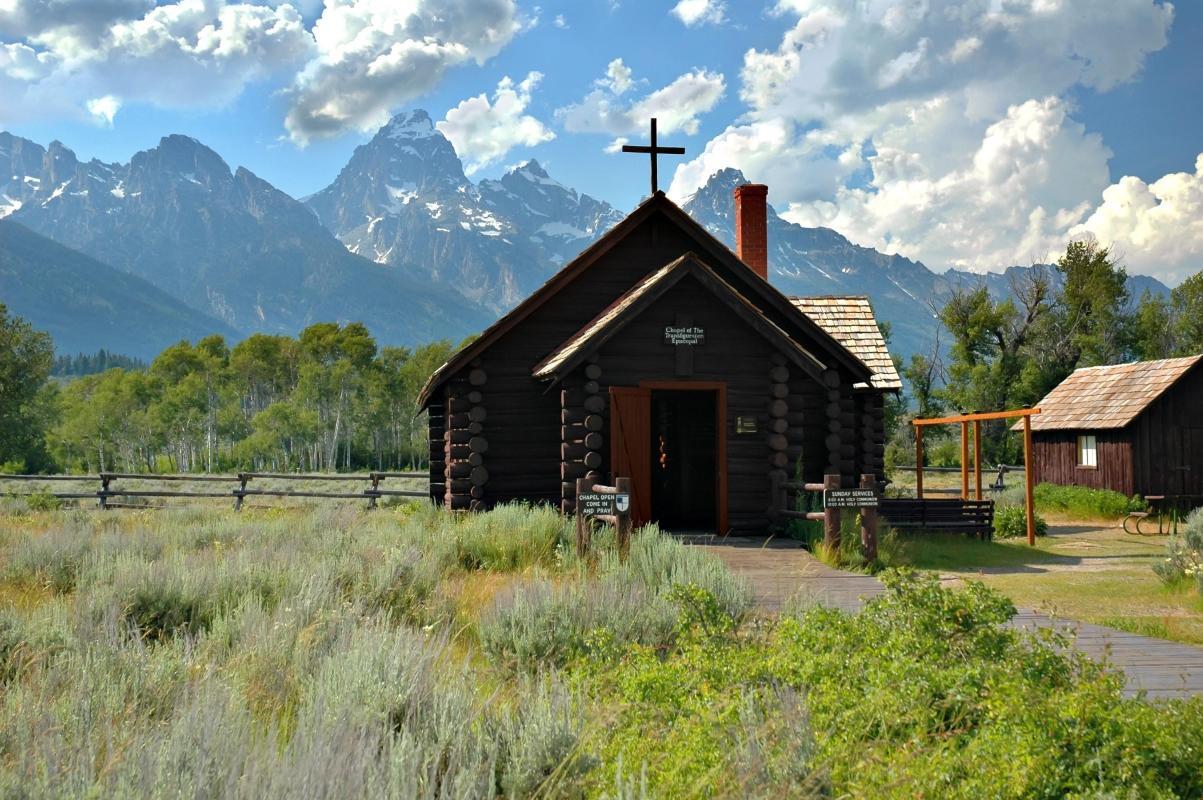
[1077,434,1097,468]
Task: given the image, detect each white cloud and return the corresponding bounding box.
[553,14,568,29]
[670,0,1176,275]
[1073,155,1203,285]
[437,72,555,175]
[86,94,121,126]
[558,61,725,138]
[283,0,519,144]
[0,1,312,126]
[784,98,1110,271]
[598,57,633,95]
[672,0,726,27]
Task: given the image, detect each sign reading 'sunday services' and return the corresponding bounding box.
[664,325,705,346]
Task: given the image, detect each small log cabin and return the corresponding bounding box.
[1019,355,1203,499]
[417,185,901,533]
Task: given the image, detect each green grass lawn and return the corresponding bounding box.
[887,522,1203,646]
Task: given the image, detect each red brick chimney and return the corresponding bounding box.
[734,183,769,279]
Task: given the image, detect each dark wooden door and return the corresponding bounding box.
[610,387,652,526]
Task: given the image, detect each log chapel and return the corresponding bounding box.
[419,152,901,534]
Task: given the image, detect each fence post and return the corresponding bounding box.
[367,472,380,511]
[859,473,878,563]
[98,474,110,510]
[234,473,247,511]
[615,476,632,562]
[823,473,841,551]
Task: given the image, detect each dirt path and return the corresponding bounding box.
[704,537,1203,700]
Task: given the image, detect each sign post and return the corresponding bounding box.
[575,476,634,561]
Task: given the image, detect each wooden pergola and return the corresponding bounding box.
[912,407,1042,545]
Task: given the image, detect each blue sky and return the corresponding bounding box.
[2,1,1200,283]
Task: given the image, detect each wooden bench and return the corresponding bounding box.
[879,498,995,540]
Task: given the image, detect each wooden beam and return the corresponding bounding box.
[960,421,969,500]
[913,407,1041,426]
[915,425,924,500]
[1023,414,1036,547]
[974,419,983,501]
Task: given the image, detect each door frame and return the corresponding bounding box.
[639,380,728,534]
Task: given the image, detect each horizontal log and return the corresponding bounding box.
[584,380,600,394]
[770,365,789,383]
[469,368,488,386]
[447,412,473,428]
[768,434,788,451]
[447,397,472,413]
[769,399,788,418]
[562,462,587,481]
[448,430,473,445]
[584,364,603,380]
[828,419,842,434]
[562,388,586,407]
[562,443,589,461]
[824,370,841,389]
[447,462,475,479]
[769,352,787,366]
[769,418,788,434]
[825,403,842,419]
[585,414,604,432]
[825,433,842,452]
[562,408,586,425]
[584,395,606,414]
[584,432,604,450]
[448,444,472,460]
[470,485,485,500]
[468,390,483,404]
[469,422,484,435]
[768,452,788,469]
[584,451,603,470]
[470,436,489,454]
[785,413,808,426]
[448,478,475,494]
[471,466,489,486]
[562,424,587,441]
[448,495,472,510]
[771,383,789,399]
[469,406,487,423]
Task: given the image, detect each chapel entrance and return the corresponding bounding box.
[610,384,725,533]
[650,390,716,530]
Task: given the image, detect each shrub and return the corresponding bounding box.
[23,492,62,512]
[993,505,1048,539]
[1154,507,1203,591]
[1032,482,1147,518]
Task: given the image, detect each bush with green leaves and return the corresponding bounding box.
[1154,507,1203,591]
[993,504,1049,539]
[585,571,1203,798]
[1029,482,1147,518]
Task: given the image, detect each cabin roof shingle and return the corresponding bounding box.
[1017,355,1203,431]
[787,296,902,391]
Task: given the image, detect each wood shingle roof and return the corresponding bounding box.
[1019,355,1203,431]
[788,296,902,391]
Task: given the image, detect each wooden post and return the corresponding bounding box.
[823,473,841,552]
[973,419,983,501]
[859,472,878,563]
[234,473,248,511]
[914,425,924,500]
[960,421,969,500]
[98,475,110,510]
[1023,414,1036,546]
[616,476,632,562]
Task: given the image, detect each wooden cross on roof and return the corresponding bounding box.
[622,118,685,195]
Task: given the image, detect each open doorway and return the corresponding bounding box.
[650,389,717,531]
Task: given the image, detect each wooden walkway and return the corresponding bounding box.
[704,537,1203,700]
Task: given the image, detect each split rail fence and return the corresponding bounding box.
[0,472,430,510]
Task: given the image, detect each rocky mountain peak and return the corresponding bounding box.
[381,109,437,140]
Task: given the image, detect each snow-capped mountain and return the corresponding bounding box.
[305,110,623,312]
[0,130,491,346]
